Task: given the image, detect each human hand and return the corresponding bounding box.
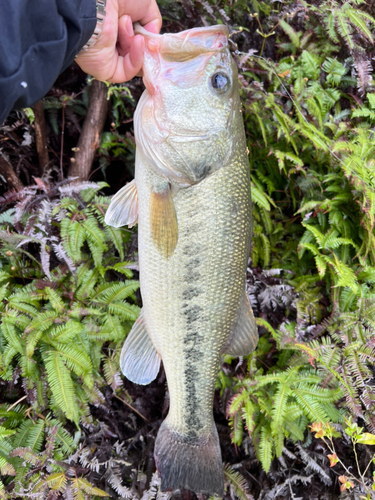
[75,0,161,82]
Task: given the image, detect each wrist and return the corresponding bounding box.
[80,0,107,52]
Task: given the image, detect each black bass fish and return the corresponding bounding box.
[105,24,258,496]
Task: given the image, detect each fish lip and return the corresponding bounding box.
[134,23,229,41]
[134,23,229,62]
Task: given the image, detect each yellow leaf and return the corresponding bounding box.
[357,433,375,445]
[45,472,67,492]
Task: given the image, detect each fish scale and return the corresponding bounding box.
[105,23,258,496]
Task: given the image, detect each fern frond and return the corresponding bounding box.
[107,302,140,321]
[24,419,45,453]
[292,390,329,422]
[323,12,340,43]
[81,216,108,268]
[0,455,16,477]
[62,219,85,262]
[44,286,65,313]
[1,320,24,355]
[45,472,67,492]
[12,420,35,449]
[52,242,76,275]
[71,477,108,498]
[52,343,93,384]
[25,311,59,357]
[50,321,84,343]
[258,424,273,473]
[47,418,75,454]
[270,383,289,456]
[250,180,272,211]
[296,444,332,485]
[223,464,254,500]
[352,49,373,96]
[335,9,354,49]
[43,350,77,422]
[103,226,125,261]
[346,8,375,44]
[295,383,342,402]
[103,356,123,391]
[9,446,41,465]
[0,426,15,440]
[104,261,134,278]
[94,281,139,304]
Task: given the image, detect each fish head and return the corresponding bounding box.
[134,24,240,186]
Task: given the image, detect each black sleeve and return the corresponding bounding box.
[0,0,97,125]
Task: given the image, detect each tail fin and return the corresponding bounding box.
[154,420,224,496]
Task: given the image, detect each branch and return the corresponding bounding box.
[68,80,109,181]
[0,150,24,190]
[32,101,49,175]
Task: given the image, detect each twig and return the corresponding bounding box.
[60,100,66,180]
[353,442,363,481]
[113,394,149,422]
[32,101,49,175]
[7,395,28,412]
[0,150,24,190]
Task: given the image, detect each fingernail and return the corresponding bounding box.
[144,20,161,35]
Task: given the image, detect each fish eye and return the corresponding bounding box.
[211,71,231,94]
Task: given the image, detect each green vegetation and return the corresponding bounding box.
[215,0,375,490]
[310,419,375,497]
[0,182,137,497]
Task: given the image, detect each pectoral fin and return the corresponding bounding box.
[150,183,178,259]
[105,179,138,228]
[225,292,258,357]
[120,309,160,385]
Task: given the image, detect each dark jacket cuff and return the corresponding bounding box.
[60,0,97,72]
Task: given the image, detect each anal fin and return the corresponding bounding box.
[150,183,178,259]
[105,179,138,228]
[225,291,258,357]
[120,309,160,385]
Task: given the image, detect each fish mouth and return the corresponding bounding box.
[134,23,229,63]
[137,23,231,95]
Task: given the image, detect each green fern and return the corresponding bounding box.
[223,463,254,500]
[228,364,342,472]
[0,181,140,492]
[301,299,375,431]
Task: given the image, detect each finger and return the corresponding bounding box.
[139,0,162,34]
[143,18,162,35]
[109,35,145,83]
[117,14,134,57]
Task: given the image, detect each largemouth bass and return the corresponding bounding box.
[105,24,258,496]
